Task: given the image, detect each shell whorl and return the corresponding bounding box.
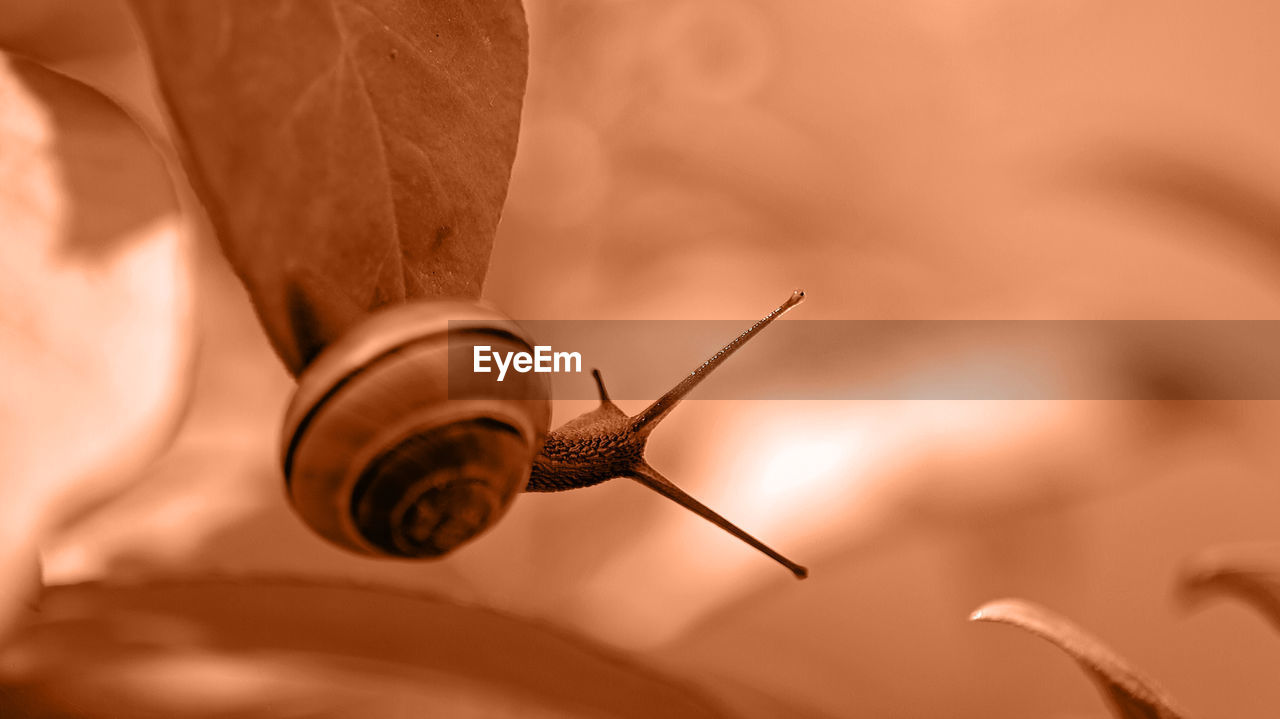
[281,301,551,558]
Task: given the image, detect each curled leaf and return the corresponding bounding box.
[1179,544,1280,632]
[0,53,191,637]
[127,0,530,373]
[970,598,1190,719]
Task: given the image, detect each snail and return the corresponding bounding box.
[281,291,809,579]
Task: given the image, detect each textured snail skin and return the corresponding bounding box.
[528,399,642,492]
[281,301,551,559]
[526,291,810,579]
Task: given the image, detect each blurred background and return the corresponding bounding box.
[3,0,1280,716]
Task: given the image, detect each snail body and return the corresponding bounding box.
[281,292,808,578]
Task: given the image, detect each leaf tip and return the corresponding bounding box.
[968,598,1029,625]
[1177,543,1280,630]
[969,597,1190,719]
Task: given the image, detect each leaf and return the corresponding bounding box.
[970,598,1190,719]
[127,0,529,373]
[0,577,733,718]
[0,53,191,637]
[1179,544,1280,632]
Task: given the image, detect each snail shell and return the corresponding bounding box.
[281,301,551,559]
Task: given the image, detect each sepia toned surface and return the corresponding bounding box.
[3,0,1280,717]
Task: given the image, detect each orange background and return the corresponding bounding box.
[3,0,1280,716]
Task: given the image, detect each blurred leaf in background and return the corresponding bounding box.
[1181,544,1280,633]
[0,49,192,637]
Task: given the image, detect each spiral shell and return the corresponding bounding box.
[281,301,551,558]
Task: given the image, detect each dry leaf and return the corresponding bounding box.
[970,598,1190,719]
[0,53,191,636]
[1179,544,1280,632]
[127,0,529,372]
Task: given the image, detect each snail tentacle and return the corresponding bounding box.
[626,462,809,579]
[630,289,805,435]
[591,368,615,405]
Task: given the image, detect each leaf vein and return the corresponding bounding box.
[327,0,406,301]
